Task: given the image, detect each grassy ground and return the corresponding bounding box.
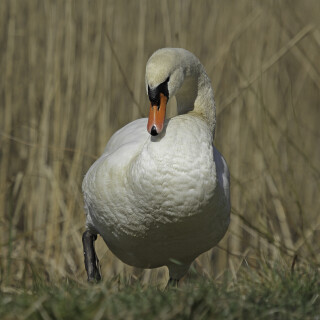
[1,262,319,319]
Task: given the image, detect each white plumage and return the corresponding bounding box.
[82,48,230,281]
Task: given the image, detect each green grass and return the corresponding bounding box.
[1,263,319,320]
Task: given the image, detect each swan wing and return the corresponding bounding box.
[103,118,149,156]
[213,145,230,208]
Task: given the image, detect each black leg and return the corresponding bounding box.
[166,277,179,288]
[82,230,101,282]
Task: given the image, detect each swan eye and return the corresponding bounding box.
[148,76,170,105]
[159,77,169,99]
[148,85,160,105]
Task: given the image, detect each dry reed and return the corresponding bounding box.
[0,0,319,288]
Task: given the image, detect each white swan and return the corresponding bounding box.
[82,48,230,285]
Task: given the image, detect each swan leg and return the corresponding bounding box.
[166,262,190,288]
[166,277,179,288]
[82,230,101,282]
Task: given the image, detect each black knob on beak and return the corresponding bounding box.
[150,125,158,136]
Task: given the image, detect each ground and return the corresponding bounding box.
[1,262,319,320]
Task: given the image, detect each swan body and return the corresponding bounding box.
[82,48,230,281]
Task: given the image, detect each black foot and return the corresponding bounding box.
[166,277,179,288]
[82,230,101,282]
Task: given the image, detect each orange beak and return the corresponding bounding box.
[147,93,168,136]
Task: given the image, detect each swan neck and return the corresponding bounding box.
[175,67,216,138]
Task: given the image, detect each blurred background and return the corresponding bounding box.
[0,0,319,288]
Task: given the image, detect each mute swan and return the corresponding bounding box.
[82,48,230,285]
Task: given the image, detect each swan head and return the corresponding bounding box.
[145,48,188,136]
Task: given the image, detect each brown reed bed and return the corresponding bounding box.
[0,0,319,289]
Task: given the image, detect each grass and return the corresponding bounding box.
[1,262,319,319]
